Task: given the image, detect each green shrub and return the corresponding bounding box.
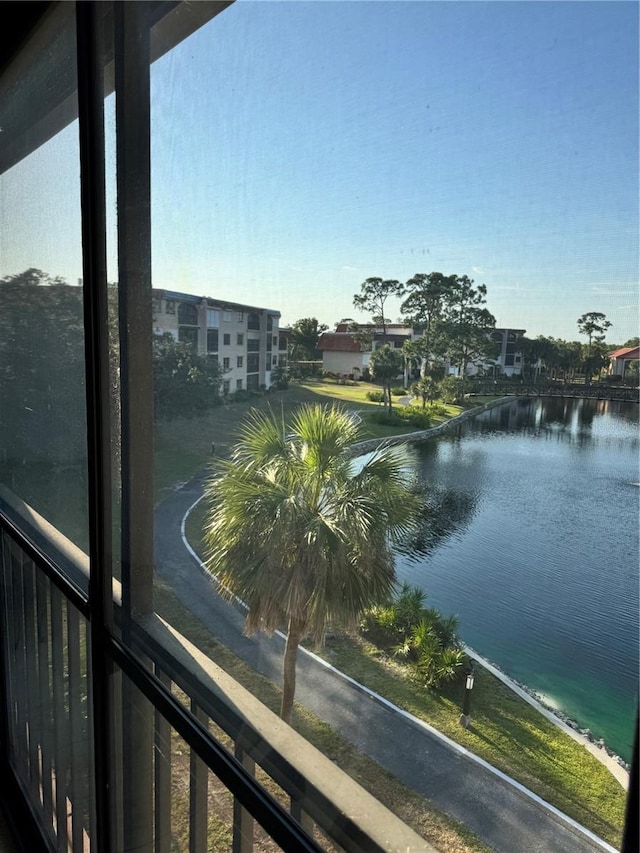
[366,390,385,402]
[427,402,448,417]
[361,583,464,688]
[391,386,407,396]
[395,406,431,429]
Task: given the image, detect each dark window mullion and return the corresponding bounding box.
[76,2,114,851]
[113,4,155,853]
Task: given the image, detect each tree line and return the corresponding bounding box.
[0,269,227,469]
[287,274,625,405]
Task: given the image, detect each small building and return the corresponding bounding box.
[318,323,412,378]
[608,346,640,380]
[152,289,284,393]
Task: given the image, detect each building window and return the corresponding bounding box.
[207,308,219,327]
[267,336,272,352]
[223,380,230,395]
[279,336,287,351]
[267,315,273,332]
[247,353,259,373]
[247,339,259,352]
[237,311,244,322]
[165,299,176,314]
[237,356,243,368]
[223,309,233,322]
[236,378,243,390]
[273,355,278,366]
[152,296,162,315]
[223,357,230,370]
[223,333,231,345]
[237,333,244,345]
[248,313,260,330]
[207,329,219,352]
[246,373,259,391]
[178,302,198,326]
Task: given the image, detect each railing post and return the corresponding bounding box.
[290,796,314,837]
[233,740,255,853]
[190,703,209,853]
[155,669,173,853]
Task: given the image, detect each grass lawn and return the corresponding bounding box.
[153,378,467,501]
[185,499,626,848]
[154,580,492,853]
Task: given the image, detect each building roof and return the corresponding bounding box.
[153,288,281,317]
[333,322,412,334]
[609,346,640,360]
[318,333,362,352]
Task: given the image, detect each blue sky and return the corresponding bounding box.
[2,1,638,342]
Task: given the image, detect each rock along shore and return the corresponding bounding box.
[347,394,514,457]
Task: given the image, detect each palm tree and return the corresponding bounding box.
[369,344,404,413]
[204,403,421,722]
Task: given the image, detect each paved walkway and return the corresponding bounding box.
[154,473,616,853]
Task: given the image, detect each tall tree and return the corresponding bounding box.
[369,345,404,413]
[0,269,86,467]
[288,317,328,361]
[401,272,449,374]
[437,276,496,376]
[204,404,420,722]
[353,277,404,341]
[519,336,555,383]
[577,312,612,384]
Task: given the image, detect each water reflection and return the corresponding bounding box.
[470,397,639,451]
[399,485,478,561]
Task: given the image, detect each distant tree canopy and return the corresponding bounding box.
[402,273,497,375]
[0,269,224,471]
[577,312,612,383]
[353,277,404,340]
[288,317,328,361]
[153,333,224,420]
[577,312,612,347]
[0,269,87,466]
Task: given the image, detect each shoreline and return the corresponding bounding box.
[464,643,631,789]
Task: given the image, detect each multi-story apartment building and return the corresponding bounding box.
[152,289,284,393]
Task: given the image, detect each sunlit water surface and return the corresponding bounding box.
[390,397,639,762]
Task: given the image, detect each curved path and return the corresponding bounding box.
[154,473,617,853]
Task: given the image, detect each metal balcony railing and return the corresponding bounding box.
[0,489,430,852]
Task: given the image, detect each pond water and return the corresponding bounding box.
[393,396,639,763]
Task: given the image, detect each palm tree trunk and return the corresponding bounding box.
[280,616,305,723]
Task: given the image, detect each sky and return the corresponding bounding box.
[1,0,638,342]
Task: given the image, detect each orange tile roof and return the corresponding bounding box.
[609,346,640,359]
